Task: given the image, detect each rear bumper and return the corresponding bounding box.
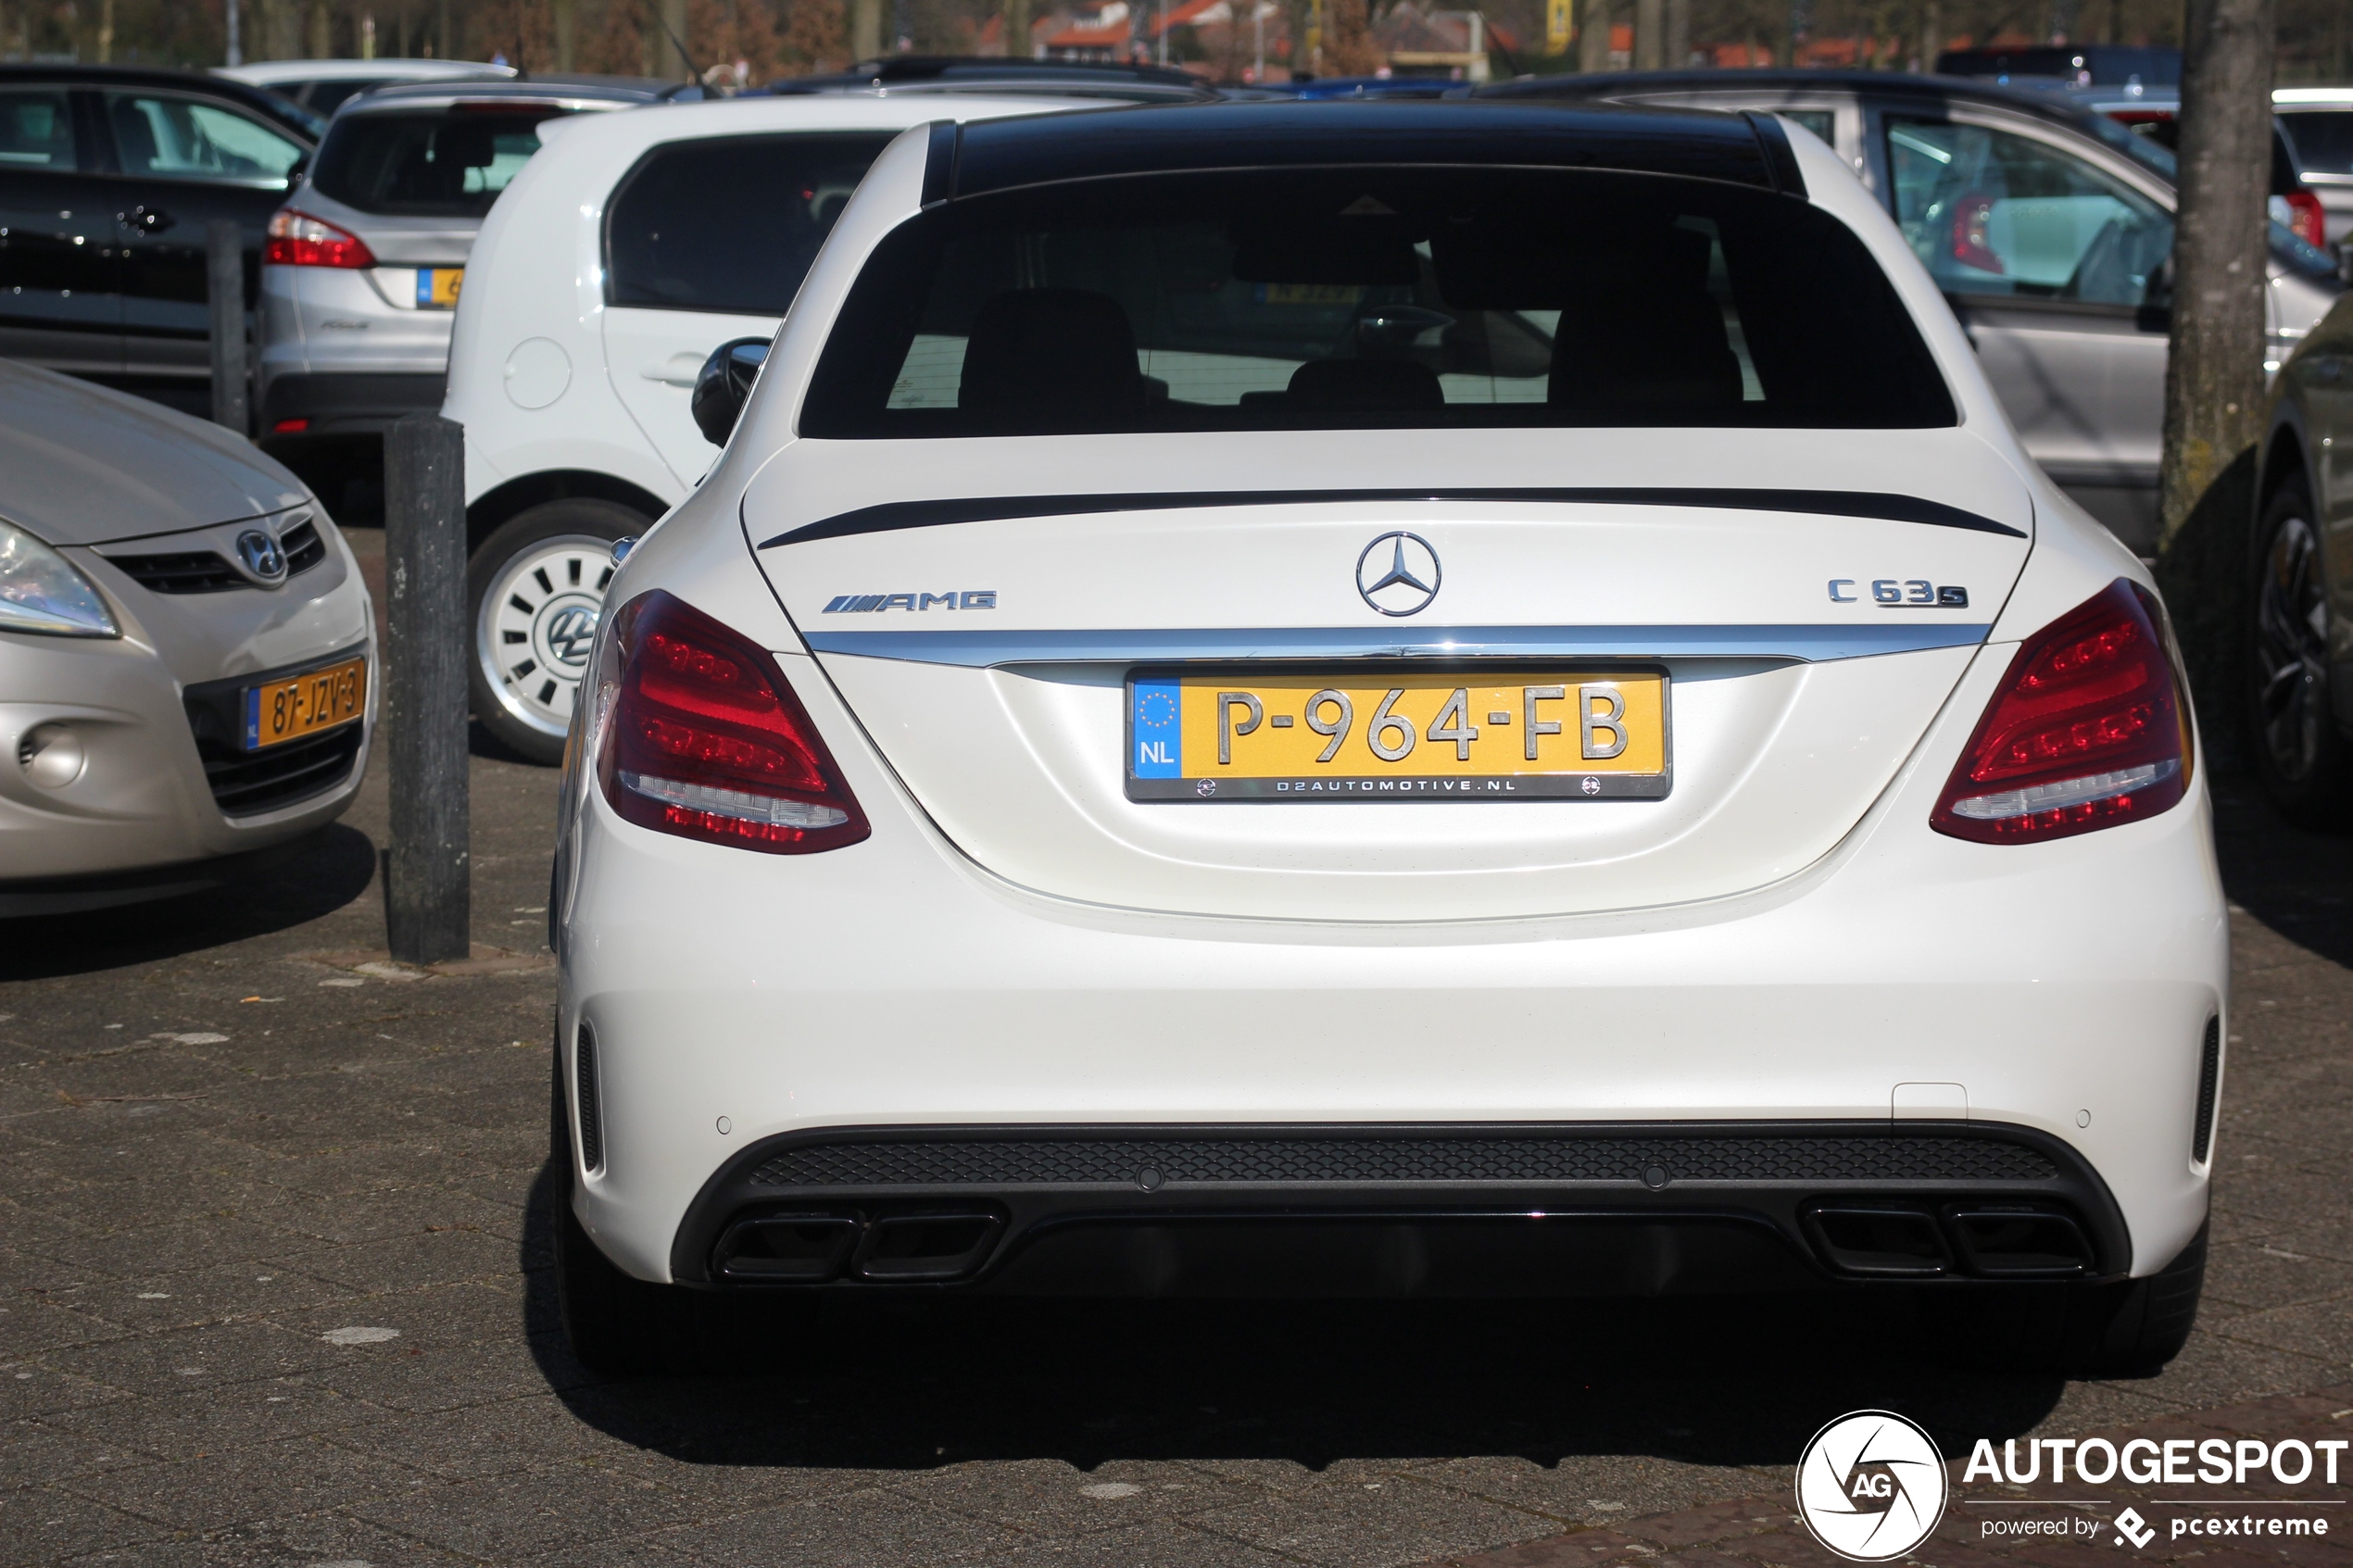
[662,1119,2133,1295]
[560,767,2226,1290]
[258,371,446,437]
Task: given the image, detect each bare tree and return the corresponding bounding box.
[1577,0,1610,66]
[2155,0,2274,547]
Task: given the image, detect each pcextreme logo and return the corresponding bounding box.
[1796,1411,1950,1562]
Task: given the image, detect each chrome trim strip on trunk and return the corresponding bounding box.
[801,622,1993,667]
[760,487,2027,547]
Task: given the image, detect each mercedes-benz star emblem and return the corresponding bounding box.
[234,529,287,583]
[1356,532,1441,617]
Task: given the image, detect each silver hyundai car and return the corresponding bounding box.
[0,361,373,915]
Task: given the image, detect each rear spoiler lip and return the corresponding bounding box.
[799,621,1994,668]
[760,486,2028,549]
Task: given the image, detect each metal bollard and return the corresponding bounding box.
[382,413,472,965]
[206,220,249,435]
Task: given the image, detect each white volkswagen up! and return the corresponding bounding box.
[440,90,1102,761]
[548,102,2226,1377]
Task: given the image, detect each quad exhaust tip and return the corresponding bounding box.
[1803,1200,2092,1279]
[713,1210,1005,1284]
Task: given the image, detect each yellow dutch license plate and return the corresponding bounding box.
[243,656,366,751]
[415,267,464,308]
[1126,670,1670,802]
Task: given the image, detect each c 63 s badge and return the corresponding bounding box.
[1830,579,1969,608]
[1794,1410,1949,1562]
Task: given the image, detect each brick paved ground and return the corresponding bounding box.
[3,617,2348,1568]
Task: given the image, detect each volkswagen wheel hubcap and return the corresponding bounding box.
[478,536,618,739]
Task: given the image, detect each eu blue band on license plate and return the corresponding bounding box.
[1130,680,1184,778]
[243,686,261,750]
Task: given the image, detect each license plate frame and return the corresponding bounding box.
[242,655,367,752]
[415,267,464,308]
[1123,663,1672,803]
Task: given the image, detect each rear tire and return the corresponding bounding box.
[470,500,648,766]
[2247,476,2353,827]
[549,1041,712,1375]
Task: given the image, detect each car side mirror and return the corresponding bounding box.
[691,337,771,446]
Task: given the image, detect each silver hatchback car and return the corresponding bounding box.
[255,78,656,460]
[1476,69,2347,555]
[0,361,373,915]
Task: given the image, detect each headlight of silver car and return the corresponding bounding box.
[0,518,119,638]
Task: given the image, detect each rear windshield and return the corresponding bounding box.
[2283,110,2353,177]
[801,169,1957,437]
[310,107,565,217]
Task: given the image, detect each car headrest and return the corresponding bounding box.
[1287,357,1446,411]
[1549,227,1743,413]
[956,288,1143,431]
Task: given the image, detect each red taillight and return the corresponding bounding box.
[1931,579,2193,844]
[2284,189,2328,249]
[264,208,375,269]
[1951,192,2005,274]
[271,417,309,433]
[594,591,869,855]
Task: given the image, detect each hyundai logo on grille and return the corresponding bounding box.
[235,529,287,583]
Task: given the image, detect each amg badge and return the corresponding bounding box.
[822,591,997,613]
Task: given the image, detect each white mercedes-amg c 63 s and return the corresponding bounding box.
[548,100,2226,1375]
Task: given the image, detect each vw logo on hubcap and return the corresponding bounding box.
[541,603,599,667]
[1356,531,1441,617]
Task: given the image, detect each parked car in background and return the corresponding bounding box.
[2252,290,2353,823]
[442,90,1107,762]
[0,64,317,416]
[1474,69,2347,555]
[1266,75,1459,99]
[550,102,2222,1377]
[216,56,514,118]
[2276,88,2353,248]
[255,77,659,508]
[1934,44,2179,87]
[2059,83,2333,252]
[0,360,372,915]
[766,55,1214,101]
